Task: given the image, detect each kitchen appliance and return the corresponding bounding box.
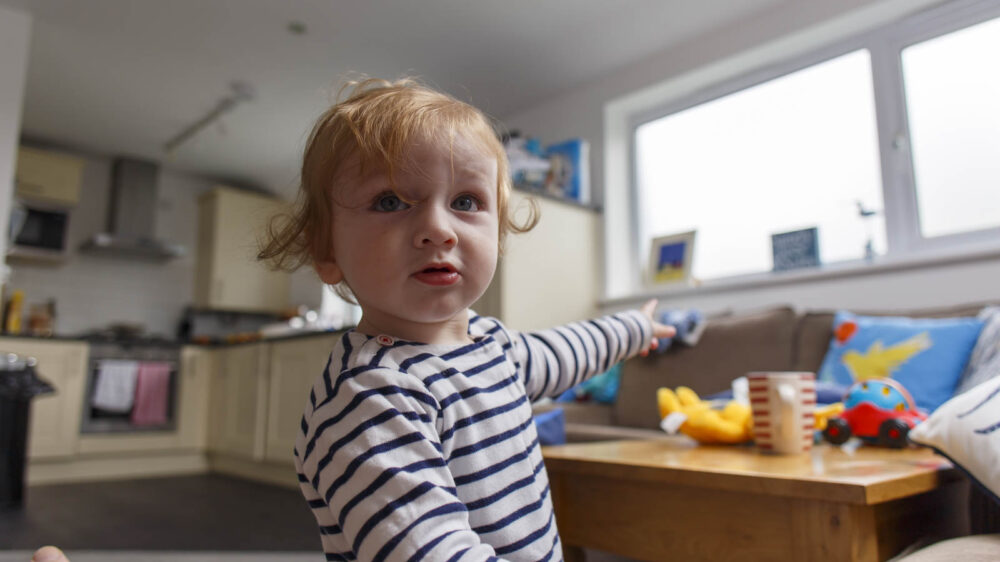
[78,158,185,261]
[79,331,181,434]
[7,199,71,261]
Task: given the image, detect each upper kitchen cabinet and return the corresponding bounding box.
[195,187,291,312]
[15,146,85,206]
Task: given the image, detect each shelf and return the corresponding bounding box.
[513,184,601,212]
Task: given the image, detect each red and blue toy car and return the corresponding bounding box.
[822,378,927,448]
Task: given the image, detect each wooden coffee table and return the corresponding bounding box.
[543,439,968,561]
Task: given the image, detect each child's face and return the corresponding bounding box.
[316,131,500,343]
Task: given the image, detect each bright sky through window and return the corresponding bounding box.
[903,15,1000,239]
[636,50,885,281]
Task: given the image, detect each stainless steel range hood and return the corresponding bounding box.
[79,158,185,260]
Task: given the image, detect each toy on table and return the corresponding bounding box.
[657,386,844,445]
[822,378,927,448]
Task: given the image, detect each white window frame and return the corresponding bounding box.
[608,0,1000,301]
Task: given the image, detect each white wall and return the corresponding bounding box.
[0,6,31,261]
[502,0,1000,315]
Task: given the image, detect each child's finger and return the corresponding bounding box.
[640,299,658,318]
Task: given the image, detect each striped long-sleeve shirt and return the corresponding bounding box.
[294,310,652,561]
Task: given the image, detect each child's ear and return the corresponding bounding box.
[315,260,344,285]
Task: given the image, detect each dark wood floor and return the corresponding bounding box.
[0,474,321,551]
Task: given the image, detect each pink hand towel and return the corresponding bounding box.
[130,361,172,426]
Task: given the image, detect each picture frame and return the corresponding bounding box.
[771,227,820,272]
[647,230,696,286]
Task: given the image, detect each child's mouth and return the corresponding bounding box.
[414,265,459,286]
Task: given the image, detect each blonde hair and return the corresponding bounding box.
[258,77,538,299]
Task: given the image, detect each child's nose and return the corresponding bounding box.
[414,206,457,248]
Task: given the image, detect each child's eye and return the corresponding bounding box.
[372,193,410,212]
[451,194,481,212]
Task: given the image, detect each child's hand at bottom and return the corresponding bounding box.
[639,299,676,357]
[32,546,70,562]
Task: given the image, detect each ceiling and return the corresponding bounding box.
[1,0,779,197]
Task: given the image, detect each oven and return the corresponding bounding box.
[81,338,181,434]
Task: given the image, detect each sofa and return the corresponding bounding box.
[539,301,999,560]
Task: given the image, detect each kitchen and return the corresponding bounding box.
[1,144,358,486]
[0,1,611,552]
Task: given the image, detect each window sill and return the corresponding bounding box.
[601,242,1000,307]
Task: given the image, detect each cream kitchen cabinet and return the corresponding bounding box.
[15,146,85,205]
[0,338,88,459]
[208,342,270,460]
[264,333,338,464]
[474,191,600,331]
[195,186,291,312]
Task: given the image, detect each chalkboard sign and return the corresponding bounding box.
[772,227,819,271]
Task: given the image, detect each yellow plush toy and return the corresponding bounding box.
[657,386,844,444]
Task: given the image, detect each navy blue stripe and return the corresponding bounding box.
[320,431,428,503]
[453,435,539,486]
[408,529,460,562]
[609,315,634,356]
[582,321,610,374]
[529,333,562,395]
[588,319,618,374]
[449,416,534,459]
[554,328,580,383]
[339,457,448,527]
[352,481,437,553]
[438,365,517,409]
[339,332,353,376]
[372,501,469,560]
[976,419,1000,434]
[440,392,527,445]
[473,487,547,534]
[518,333,534,396]
[314,408,435,491]
[465,459,544,510]
[325,553,350,562]
[493,490,555,555]
[305,382,438,461]
[319,524,342,535]
[308,498,327,508]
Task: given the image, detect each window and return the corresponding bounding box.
[630,0,1000,286]
[635,51,884,280]
[901,15,1000,238]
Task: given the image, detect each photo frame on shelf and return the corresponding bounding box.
[771,227,820,272]
[647,230,696,286]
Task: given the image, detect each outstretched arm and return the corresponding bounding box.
[513,299,675,401]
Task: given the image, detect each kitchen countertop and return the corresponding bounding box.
[0,327,353,348]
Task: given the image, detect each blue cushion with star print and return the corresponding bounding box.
[817,311,985,413]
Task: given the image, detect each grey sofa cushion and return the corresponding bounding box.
[615,306,798,430]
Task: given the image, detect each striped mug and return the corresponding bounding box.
[748,372,816,454]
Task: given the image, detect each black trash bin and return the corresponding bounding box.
[0,352,54,509]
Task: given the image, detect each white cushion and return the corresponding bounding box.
[910,377,1000,502]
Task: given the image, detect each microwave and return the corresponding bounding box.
[7,199,71,260]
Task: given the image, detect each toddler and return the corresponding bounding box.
[259,77,673,561]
